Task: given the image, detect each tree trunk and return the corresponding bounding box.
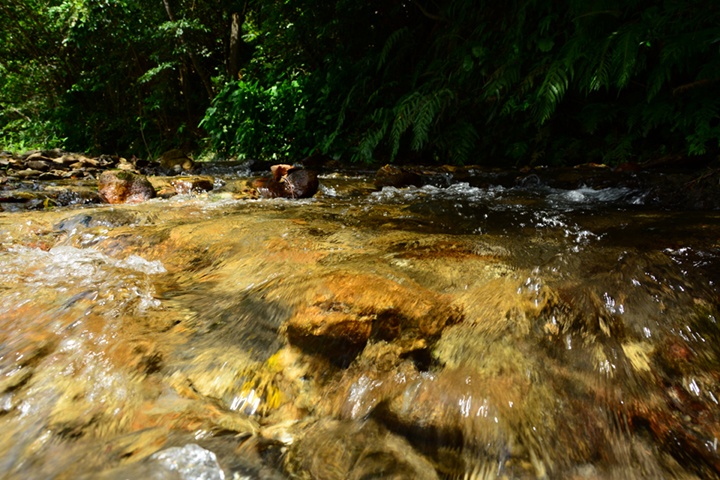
[161,0,214,100]
[228,12,242,80]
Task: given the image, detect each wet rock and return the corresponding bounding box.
[56,190,102,206]
[158,149,195,174]
[54,210,147,231]
[515,173,541,188]
[26,159,52,171]
[172,176,214,195]
[254,164,319,199]
[115,157,139,172]
[614,162,642,172]
[285,272,461,363]
[23,152,51,162]
[98,170,156,204]
[0,191,40,203]
[55,154,82,166]
[38,172,62,181]
[41,148,63,159]
[374,165,423,189]
[286,419,439,480]
[15,168,43,178]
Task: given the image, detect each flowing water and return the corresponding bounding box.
[0,166,719,479]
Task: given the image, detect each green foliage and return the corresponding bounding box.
[0,0,239,156]
[201,78,309,159]
[203,0,717,166]
[1,0,718,166]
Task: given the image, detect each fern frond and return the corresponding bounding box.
[589,33,616,91]
[389,91,421,159]
[411,89,454,151]
[377,27,409,72]
[536,64,569,123]
[357,112,390,162]
[612,24,642,89]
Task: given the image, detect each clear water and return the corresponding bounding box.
[0,169,718,479]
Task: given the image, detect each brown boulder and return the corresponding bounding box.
[254,164,319,199]
[98,170,156,204]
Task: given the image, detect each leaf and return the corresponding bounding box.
[537,39,555,52]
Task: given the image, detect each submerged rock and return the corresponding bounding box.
[98,170,156,204]
[286,419,439,480]
[285,272,462,364]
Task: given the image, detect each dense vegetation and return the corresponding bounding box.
[1,0,718,166]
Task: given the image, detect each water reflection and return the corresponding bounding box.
[0,168,718,478]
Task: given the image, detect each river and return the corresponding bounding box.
[0,165,719,479]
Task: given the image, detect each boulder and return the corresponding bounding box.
[284,272,461,363]
[254,164,319,199]
[374,165,423,189]
[98,170,156,204]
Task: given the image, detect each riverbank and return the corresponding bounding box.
[2,148,720,212]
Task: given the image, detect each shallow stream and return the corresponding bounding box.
[1,166,719,479]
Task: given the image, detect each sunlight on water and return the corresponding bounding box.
[0,169,718,479]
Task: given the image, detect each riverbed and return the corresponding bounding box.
[1,165,719,479]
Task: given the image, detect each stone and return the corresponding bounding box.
[38,172,62,181]
[98,170,156,204]
[285,272,461,363]
[374,165,423,189]
[116,158,139,172]
[286,419,439,480]
[15,169,43,178]
[254,165,319,199]
[41,148,63,159]
[26,160,51,171]
[171,176,214,195]
[158,149,195,173]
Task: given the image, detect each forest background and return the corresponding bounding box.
[1,0,718,167]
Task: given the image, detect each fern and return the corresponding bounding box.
[611,23,643,89]
[377,27,409,72]
[356,108,390,162]
[588,33,616,92]
[536,64,570,123]
[411,89,454,150]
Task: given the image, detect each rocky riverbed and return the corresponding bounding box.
[3,148,720,213]
[1,151,720,479]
